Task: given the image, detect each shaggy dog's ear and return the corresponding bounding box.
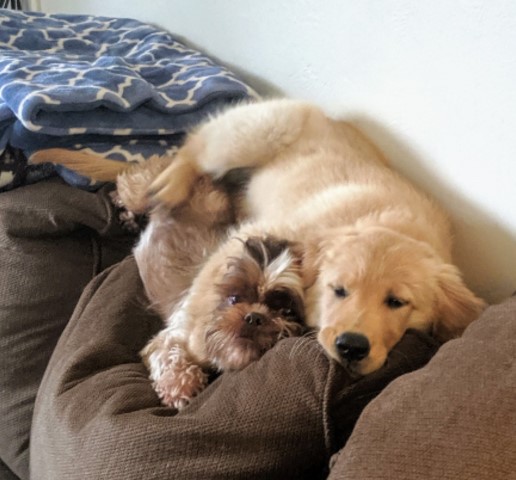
[433,263,487,341]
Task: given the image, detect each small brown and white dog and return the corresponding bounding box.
[31,150,306,410]
[32,98,487,401]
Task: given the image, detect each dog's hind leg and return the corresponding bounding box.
[150,99,328,207]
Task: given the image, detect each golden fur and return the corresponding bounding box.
[31,98,486,382]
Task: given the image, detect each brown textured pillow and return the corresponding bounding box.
[329,296,516,480]
[0,179,135,480]
[31,255,440,480]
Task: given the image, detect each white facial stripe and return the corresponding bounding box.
[262,249,303,297]
[257,239,270,266]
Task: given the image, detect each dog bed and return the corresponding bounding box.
[3,176,515,480]
[0,179,137,479]
[0,178,439,480]
[29,242,439,480]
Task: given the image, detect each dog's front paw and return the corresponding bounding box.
[154,363,208,410]
[148,154,200,208]
[141,335,209,410]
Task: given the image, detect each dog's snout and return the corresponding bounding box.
[244,312,266,326]
[335,332,370,362]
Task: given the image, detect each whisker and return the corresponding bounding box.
[274,317,304,340]
[289,336,315,360]
[301,329,317,339]
[289,338,304,359]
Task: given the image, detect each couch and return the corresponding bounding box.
[1,179,515,480]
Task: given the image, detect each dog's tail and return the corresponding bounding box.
[30,149,175,213]
[30,148,133,182]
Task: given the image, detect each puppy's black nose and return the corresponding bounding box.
[244,312,266,326]
[335,332,370,362]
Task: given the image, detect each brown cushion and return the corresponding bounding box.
[329,296,516,480]
[31,255,440,480]
[0,179,136,480]
[0,458,20,480]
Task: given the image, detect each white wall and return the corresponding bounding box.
[33,0,516,303]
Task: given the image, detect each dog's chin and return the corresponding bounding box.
[334,357,367,379]
[208,335,265,371]
[333,355,386,378]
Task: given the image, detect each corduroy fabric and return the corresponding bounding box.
[0,179,136,480]
[30,256,439,480]
[329,296,516,480]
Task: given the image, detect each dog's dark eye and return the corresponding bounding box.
[333,286,348,298]
[265,290,301,321]
[385,295,407,309]
[227,295,240,305]
[265,290,291,310]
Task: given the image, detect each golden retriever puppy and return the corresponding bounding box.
[147,98,487,375]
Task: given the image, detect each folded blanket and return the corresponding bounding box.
[0,11,256,190]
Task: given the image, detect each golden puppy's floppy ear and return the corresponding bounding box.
[299,240,321,289]
[433,263,487,341]
[301,227,362,289]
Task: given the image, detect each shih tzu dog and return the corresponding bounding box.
[141,234,305,409]
[30,151,306,409]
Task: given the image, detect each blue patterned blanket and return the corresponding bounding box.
[0,10,256,190]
